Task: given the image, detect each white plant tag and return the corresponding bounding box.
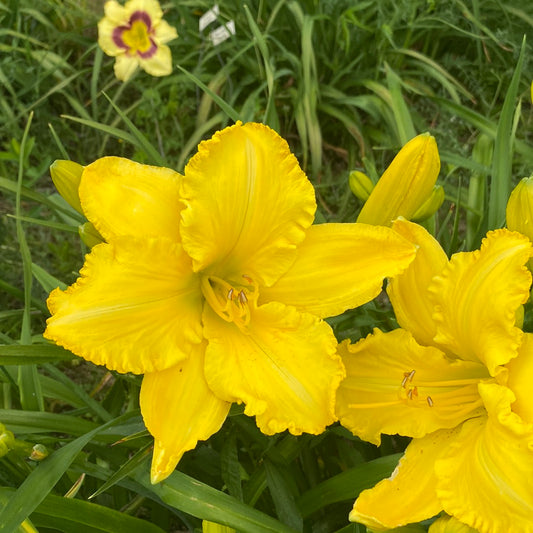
[199,5,219,32]
[209,20,235,46]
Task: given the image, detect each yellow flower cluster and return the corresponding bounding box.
[46,113,533,531]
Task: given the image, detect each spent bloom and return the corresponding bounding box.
[98,0,177,82]
[44,122,416,483]
[336,219,533,533]
[356,133,442,226]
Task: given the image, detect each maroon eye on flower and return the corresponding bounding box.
[98,0,177,81]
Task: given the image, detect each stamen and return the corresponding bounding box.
[238,290,247,304]
[401,370,416,388]
[407,389,413,400]
[426,396,434,407]
[242,274,253,284]
[227,288,234,300]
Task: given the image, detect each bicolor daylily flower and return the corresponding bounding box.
[356,133,442,226]
[44,122,416,483]
[336,219,533,533]
[98,0,177,82]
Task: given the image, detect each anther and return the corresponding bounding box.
[426,396,434,407]
[408,370,416,382]
[407,389,413,400]
[227,288,234,300]
[238,291,248,304]
[242,275,253,284]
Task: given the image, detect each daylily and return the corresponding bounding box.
[44,122,416,483]
[356,133,441,226]
[98,0,177,82]
[336,219,533,533]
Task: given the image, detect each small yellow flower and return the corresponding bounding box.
[336,219,533,533]
[98,0,178,82]
[44,122,416,484]
[357,133,441,226]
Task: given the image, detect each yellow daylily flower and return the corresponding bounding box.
[356,133,441,226]
[44,122,416,484]
[50,160,84,214]
[336,219,533,533]
[98,0,178,82]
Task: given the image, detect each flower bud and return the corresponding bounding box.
[79,222,105,248]
[50,160,84,214]
[0,429,15,457]
[411,184,445,221]
[349,170,374,202]
[506,176,533,241]
[357,133,440,226]
[30,443,49,461]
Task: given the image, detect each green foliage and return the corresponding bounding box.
[1,0,532,531]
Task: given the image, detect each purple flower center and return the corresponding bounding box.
[112,10,158,59]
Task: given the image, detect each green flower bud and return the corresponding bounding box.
[349,170,375,202]
[30,443,49,461]
[0,429,15,457]
[50,160,84,214]
[411,184,445,221]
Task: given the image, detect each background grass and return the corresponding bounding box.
[1,0,532,531]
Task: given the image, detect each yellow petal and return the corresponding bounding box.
[98,17,124,57]
[506,176,533,242]
[154,19,178,44]
[113,53,139,82]
[428,515,478,533]
[79,157,182,241]
[388,219,448,347]
[140,347,231,484]
[435,386,533,533]
[139,44,173,77]
[430,229,532,373]
[336,329,488,445]
[350,428,460,530]
[124,0,163,23]
[357,133,440,226]
[507,332,533,424]
[44,237,203,374]
[180,122,316,286]
[259,223,416,318]
[203,301,344,435]
[102,0,127,25]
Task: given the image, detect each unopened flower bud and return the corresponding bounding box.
[357,133,440,226]
[50,160,84,214]
[506,176,533,241]
[30,443,49,461]
[349,170,374,202]
[411,185,445,221]
[0,429,15,457]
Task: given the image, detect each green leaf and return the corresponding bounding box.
[0,412,139,532]
[297,454,401,518]
[0,344,74,365]
[136,467,298,533]
[487,37,526,230]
